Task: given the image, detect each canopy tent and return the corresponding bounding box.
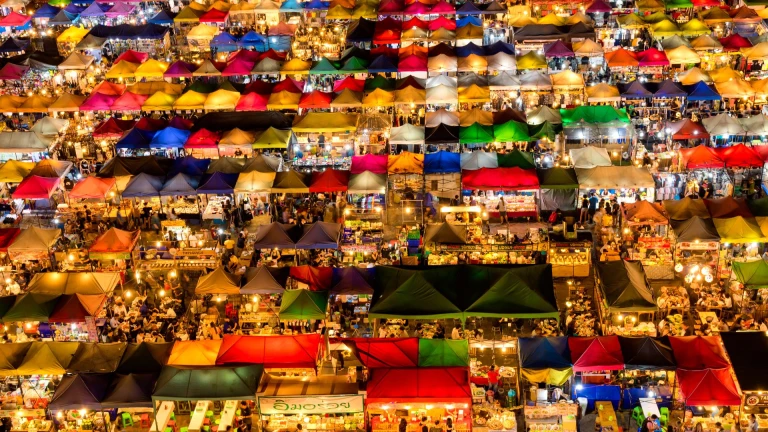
[671,216,719,242]
[425,223,467,244]
[424,151,461,174]
[618,337,676,370]
[366,367,471,403]
[2,293,60,322]
[574,166,655,190]
[418,339,469,367]
[716,144,763,168]
[732,259,768,289]
[676,368,741,406]
[568,336,624,371]
[351,154,388,174]
[680,145,724,169]
[271,170,309,193]
[706,196,753,218]
[153,365,264,400]
[569,146,612,169]
[714,216,766,243]
[296,222,341,250]
[669,336,730,369]
[197,172,238,195]
[330,267,375,295]
[121,173,163,198]
[241,266,289,295]
[216,334,320,369]
[16,341,80,375]
[27,272,119,295]
[459,150,498,170]
[67,342,126,373]
[279,290,329,321]
[117,342,174,375]
[196,267,241,295]
[7,226,59,261]
[252,222,302,249]
[343,338,418,368]
[462,167,539,190]
[348,171,387,193]
[518,336,572,385]
[623,201,668,225]
[537,168,579,189]
[12,176,60,200]
[0,343,30,375]
[596,261,657,312]
[49,374,110,411]
[167,340,223,366]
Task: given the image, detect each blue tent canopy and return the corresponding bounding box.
[685,81,721,101]
[79,1,108,17]
[116,128,157,150]
[456,41,485,57]
[197,172,238,195]
[653,79,687,98]
[150,127,191,149]
[621,81,652,98]
[457,2,483,14]
[518,337,572,369]
[211,32,239,52]
[63,3,84,14]
[148,10,176,24]
[160,173,199,196]
[457,15,482,28]
[33,4,61,19]
[303,0,330,10]
[368,54,398,73]
[239,31,267,51]
[49,9,78,24]
[485,40,515,55]
[267,35,291,52]
[122,173,164,198]
[424,151,461,174]
[170,156,211,177]
[280,0,302,12]
[0,38,30,53]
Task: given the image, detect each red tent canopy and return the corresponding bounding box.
[676,368,742,406]
[334,77,365,93]
[462,168,540,191]
[715,143,764,168]
[135,116,168,131]
[586,0,612,13]
[199,7,229,22]
[342,338,419,368]
[430,0,455,13]
[115,50,148,64]
[93,81,126,96]
[93,118,136,139]
[235,92,268,111]
[367,367,472,403]
[48,294,106,323]
[185,128,221,149]
[703,196,753,218]
[680,145,724,169]
[12,176,60,200]
[216,334,321,368]
[374,17,402,45]
[298,91,332,109]
[0,12,30,27]
[351,154,389,174]
[403,17,428,29]
[273,78,305,94]
[222,59,255,77]
[378,0,404,14]
[111,92,148,111]
[720,34,753,51]
[669,336,731,369]
[70,177,116,200]
[0,228,20,252]
[637,48,670,67]
[244,80,275,95]
[288,265,333,291]
[428,16,456,31]
[605,47,639,68]
[692,0,720,6]
[309,169,350,192]
[258,49,287,61]
[398,55,427,72]
[753,144,768,162]
[568,336,625,372]
[89,228,140,254]
[669,119,709,140]
[228,49,260,63]
[404,1,430,14]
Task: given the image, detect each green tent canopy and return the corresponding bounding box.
[560,106,630,125]
[340,56,369,73]
[369,267,464,320]
[279,290,329,321]
[3,293,60,322]
[733,260,768,289]
[153,365,264,400]
[418,339,469,367]
[463,266,560,319]
[493,120,531,142]
[528,121,560,141]
[459,123,494,144]
[748,197,768,217]
[596,261,657,312]
[310,57,340,75]
[537,168,579,189]
[665,0,694,9]
[0,342,31,375]
[364,75,395,92]
[497,149,536,169]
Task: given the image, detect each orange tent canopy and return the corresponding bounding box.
[167,340,223,366]
[89,228,140,254]
[623,200,669,225]
[69,177,116,200]
[605,47,639,68]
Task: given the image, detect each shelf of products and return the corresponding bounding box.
[203,196,229,221]
[264,413,365,432]
[549,242,591,278]
[478,194,537,218]
[371,416,470,432]
[168,200,200,220]
[524,403,579,432]
[11,419,52,432]
[472,406,517,431]
[343,219,383,245]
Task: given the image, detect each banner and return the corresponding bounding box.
[258,395,364,415]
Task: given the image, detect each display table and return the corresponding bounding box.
[150,402,175,432]
[219,400,238,429]
[595,402,618,431]
[188,401,210,432]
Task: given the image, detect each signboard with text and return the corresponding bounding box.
[258,395,364,415]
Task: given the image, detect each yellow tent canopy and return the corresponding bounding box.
[715,79,756,98]
[678,67,711,84]
[48,93,86,112]
[189,1,207,10]
[538,13,565,25]
[186,23,218,39]
[167,340,222,366]
[127,82,184,96]
[362,88,394,107]
[174,5,204,23]
[209,0,231,11]
[690,34,722,51]
[751,78,768,95]
[292,112,358,133]
[429,28,455,42]
[709,66,743,83]
[702,7,732,23]
[458,84,491,103]
[0,160,35,183]
[230,1,255,11]
[551,70,585,89]
[637,0,665,12]
[105,61,138,79]
[457,53,488,73]
[680,18,710,36]
[173,90,208,110]
[428,54,458,74]
[516,51,547,70]
[134,59,169,80]
[204,89,241,111]
[56,25,89,43]
[352,3,378,18]
[326,4,353,18]
[745,42,768,61]
[0,94,26,113]
[566,12,593,25]
[521,368,572,386]
[617,13,647,29]
[388,151,424,174]
[714,216,767,244]
[330,89,362,108]
[455,23,483,39]
[650,19,681,37]
[18,95,55,113]
[220,128,255,146]
[394,86,426,105]
[266,90,300,110]
[281,58,312,75]
[459,108,493,126]
[193,60,221,77]
[665,45,701,64]
[586,83,620,102]
[509,14,537,26]
[254,127,292,148]
[142,91,179,111]
[573,39,604,57]
[235,171,276,192]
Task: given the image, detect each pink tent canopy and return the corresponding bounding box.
[0,12,31,27]
[105,2,135,17]
[221,59,255,77]
[0,63,28,80]
[268,22,296,36]
[110,92,148,111]
[586,0,612,12]
[351,154,388,174]
[398,55,428,72]
[404,1,430,14]
[428,16,456,31]
[115,50,148,64]
[164,61,195,78]
[79,93,118,111]
[200,7,229,23]
[235,92,268,111]
[430,0,456,13]
[638,48,670,67]
[229,49,261,63]
[12,176,60,200]
[378,0,404,15]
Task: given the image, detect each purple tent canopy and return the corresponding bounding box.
[197,172,238,195]
[544,40,574,58]
[105,3,135,17]
[79,2,110,17]
[585,0,612,12]
[164,61,195,78]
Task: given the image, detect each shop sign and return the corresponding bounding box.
[0,409,45,417]
[678,241,719,250]
[258,395,364,415]
[746,394,768,406]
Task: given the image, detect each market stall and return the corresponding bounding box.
[620,201,673,279]
[595,260,658,336]
[568,336,624,411]
[670,217,720,280]
[617,336,676,409]
[518,337,573,402]
[87,228,139,271]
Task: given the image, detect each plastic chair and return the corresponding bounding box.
[121,412,134,428]
[164,428,173,432]
[206,411,214,419]
[203,419,211,426]
[180,427,188,432]
[140,414,151,428]
[631,407,644,428]
[168,420,177,432]
[214,419,220,426]
[170,412,176,421]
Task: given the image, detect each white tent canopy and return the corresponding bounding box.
[460,150,499,170]
[489,71,521,90]
[426,75,457,88]
[425,108,460,127]
[527,106,562,125]
[519,71,553,90]
[569,146,613,169]
[426,84,459,104]
[740,115,768,135]
[0,131,53,153]
[389,123,426,144]
[575,166,655,190]
[31,116,68,137]
[702,113,746,136]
